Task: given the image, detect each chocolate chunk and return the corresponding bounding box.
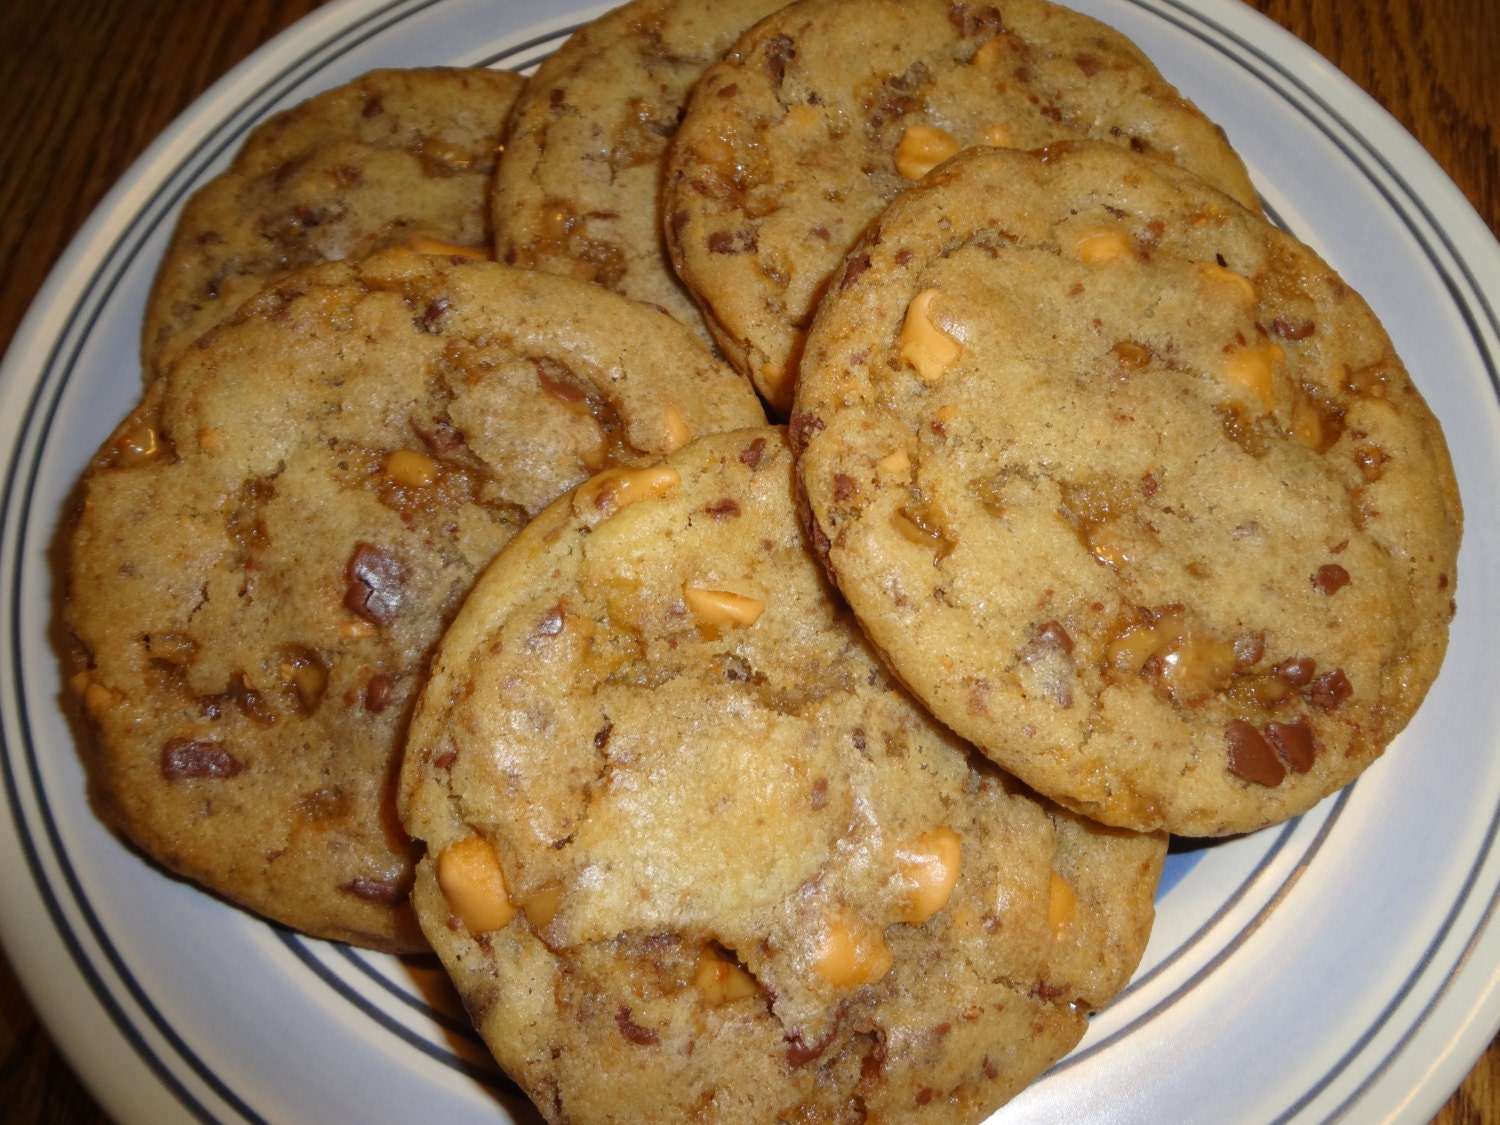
[162,738,244,780]
[420,296,452,333]
[533,607,566,638]
[1035,620,1074,655]
[614,1006,659,1046]
[1271,317,1316,340]
[1312,563,1351,595]
[841,253,872,290]
[786,1022,840,1067]
[1273,656,1317,688]
[364,673,395,713]
[739,435,769,469]
[341,875,406,905]
[786,414,824,453]
[228,673,277,725]
[1225,720,1285,787]
[1309,668,1353,711]
[765,35,795,84]
[1266,720,1316,773]
[707,228,756,254]
[344,542,406,624]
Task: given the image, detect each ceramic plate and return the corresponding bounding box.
[3,0,1498,1121]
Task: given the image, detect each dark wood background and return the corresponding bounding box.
[1,0,1495,1120]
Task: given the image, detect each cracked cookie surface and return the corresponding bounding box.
[663,0,1260,412]
[142,66,525,381]
[400,426,1163,1123]
[493,0,788,351]
[792,142,1462,836]
[67,247,763,950]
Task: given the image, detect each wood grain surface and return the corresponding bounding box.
[1,0,1495,1121]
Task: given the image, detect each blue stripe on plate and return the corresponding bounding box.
[277,930,513,1090]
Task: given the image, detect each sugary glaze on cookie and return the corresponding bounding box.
[663,0,1261,412]
[792,142,1461,836]
[67,248,764,950]
[494,0,788,350]
[401,427,1164,1122]
[142,67,525,380]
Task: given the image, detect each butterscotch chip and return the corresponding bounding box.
[663,0,1260,411]
[142,67,525,380]
[492,0,789,350]
[792,142,1461,836]
[66,248,763,950]
[400,427,1164,1124]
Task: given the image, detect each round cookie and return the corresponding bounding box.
[67,247,765,951]
[142,66,525,380]
[792,141,1462,837]
[663,0,1261,412]
[400,426,1165,1123]
[493,0,788,351]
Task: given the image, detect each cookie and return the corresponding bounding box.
[663,0,1261,412]
[142,66,525,380]
[792,141,1462,837]
[493,0,787,351]
[400,426,1164,1123]
[67,247,765,950]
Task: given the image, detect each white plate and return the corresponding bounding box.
[2,0,1498,1121]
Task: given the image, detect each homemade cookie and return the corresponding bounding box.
[142,66,525,380]
[67,247,764,950]
[400,427,1165,1123]
[494,0,787,350]
[664,0,1260,412]
[793,142,1461,837]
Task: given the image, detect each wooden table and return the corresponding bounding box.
[0,0,1495,1120]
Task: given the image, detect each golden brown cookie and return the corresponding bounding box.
[664,0,1260,412]
[142,67,525,380]
[493,0,788,350]
[792,142,1461,836]
[400,426,1164,1122]
[67,247,764,950]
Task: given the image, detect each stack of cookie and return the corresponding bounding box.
[63,1,1461,1122]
